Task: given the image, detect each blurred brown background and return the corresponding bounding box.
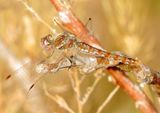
[0,0,160,113]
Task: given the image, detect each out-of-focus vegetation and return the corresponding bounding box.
[0,0,160,113]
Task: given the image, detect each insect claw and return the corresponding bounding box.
[67,65,72,70]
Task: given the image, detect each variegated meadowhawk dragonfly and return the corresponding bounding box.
[39,31,157,85]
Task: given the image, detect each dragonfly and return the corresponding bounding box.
[40,31,156,85]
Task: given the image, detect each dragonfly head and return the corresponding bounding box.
[53,32,76,50]
[41,34,54,51]
[41,32,76,51]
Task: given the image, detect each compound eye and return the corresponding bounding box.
[41,34,53,50]
[44,39,50,46]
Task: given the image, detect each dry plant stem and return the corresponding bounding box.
[81,75,103,105]
[97,86,120,113]
[44,84,75,113]
[69,69,83,113]
[50,0,158,113]
[79,73,88,84]
[18,0,56,34]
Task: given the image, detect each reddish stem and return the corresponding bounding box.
[51,0,101,48]
[50,0,158,113]
[108,67,157,113]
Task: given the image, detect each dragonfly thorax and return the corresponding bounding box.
[53,32,77,49]
[41,32,77,50]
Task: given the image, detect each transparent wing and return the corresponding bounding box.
[4,58,46,91]
[4,55,75,93]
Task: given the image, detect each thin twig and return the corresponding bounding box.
[44,84,75,113]
[96,86,120,113]
[18,0,56,34]
[69,69,83,113]
[79,73,88,85]
[81,75,102,105]
[68,69,77,93]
